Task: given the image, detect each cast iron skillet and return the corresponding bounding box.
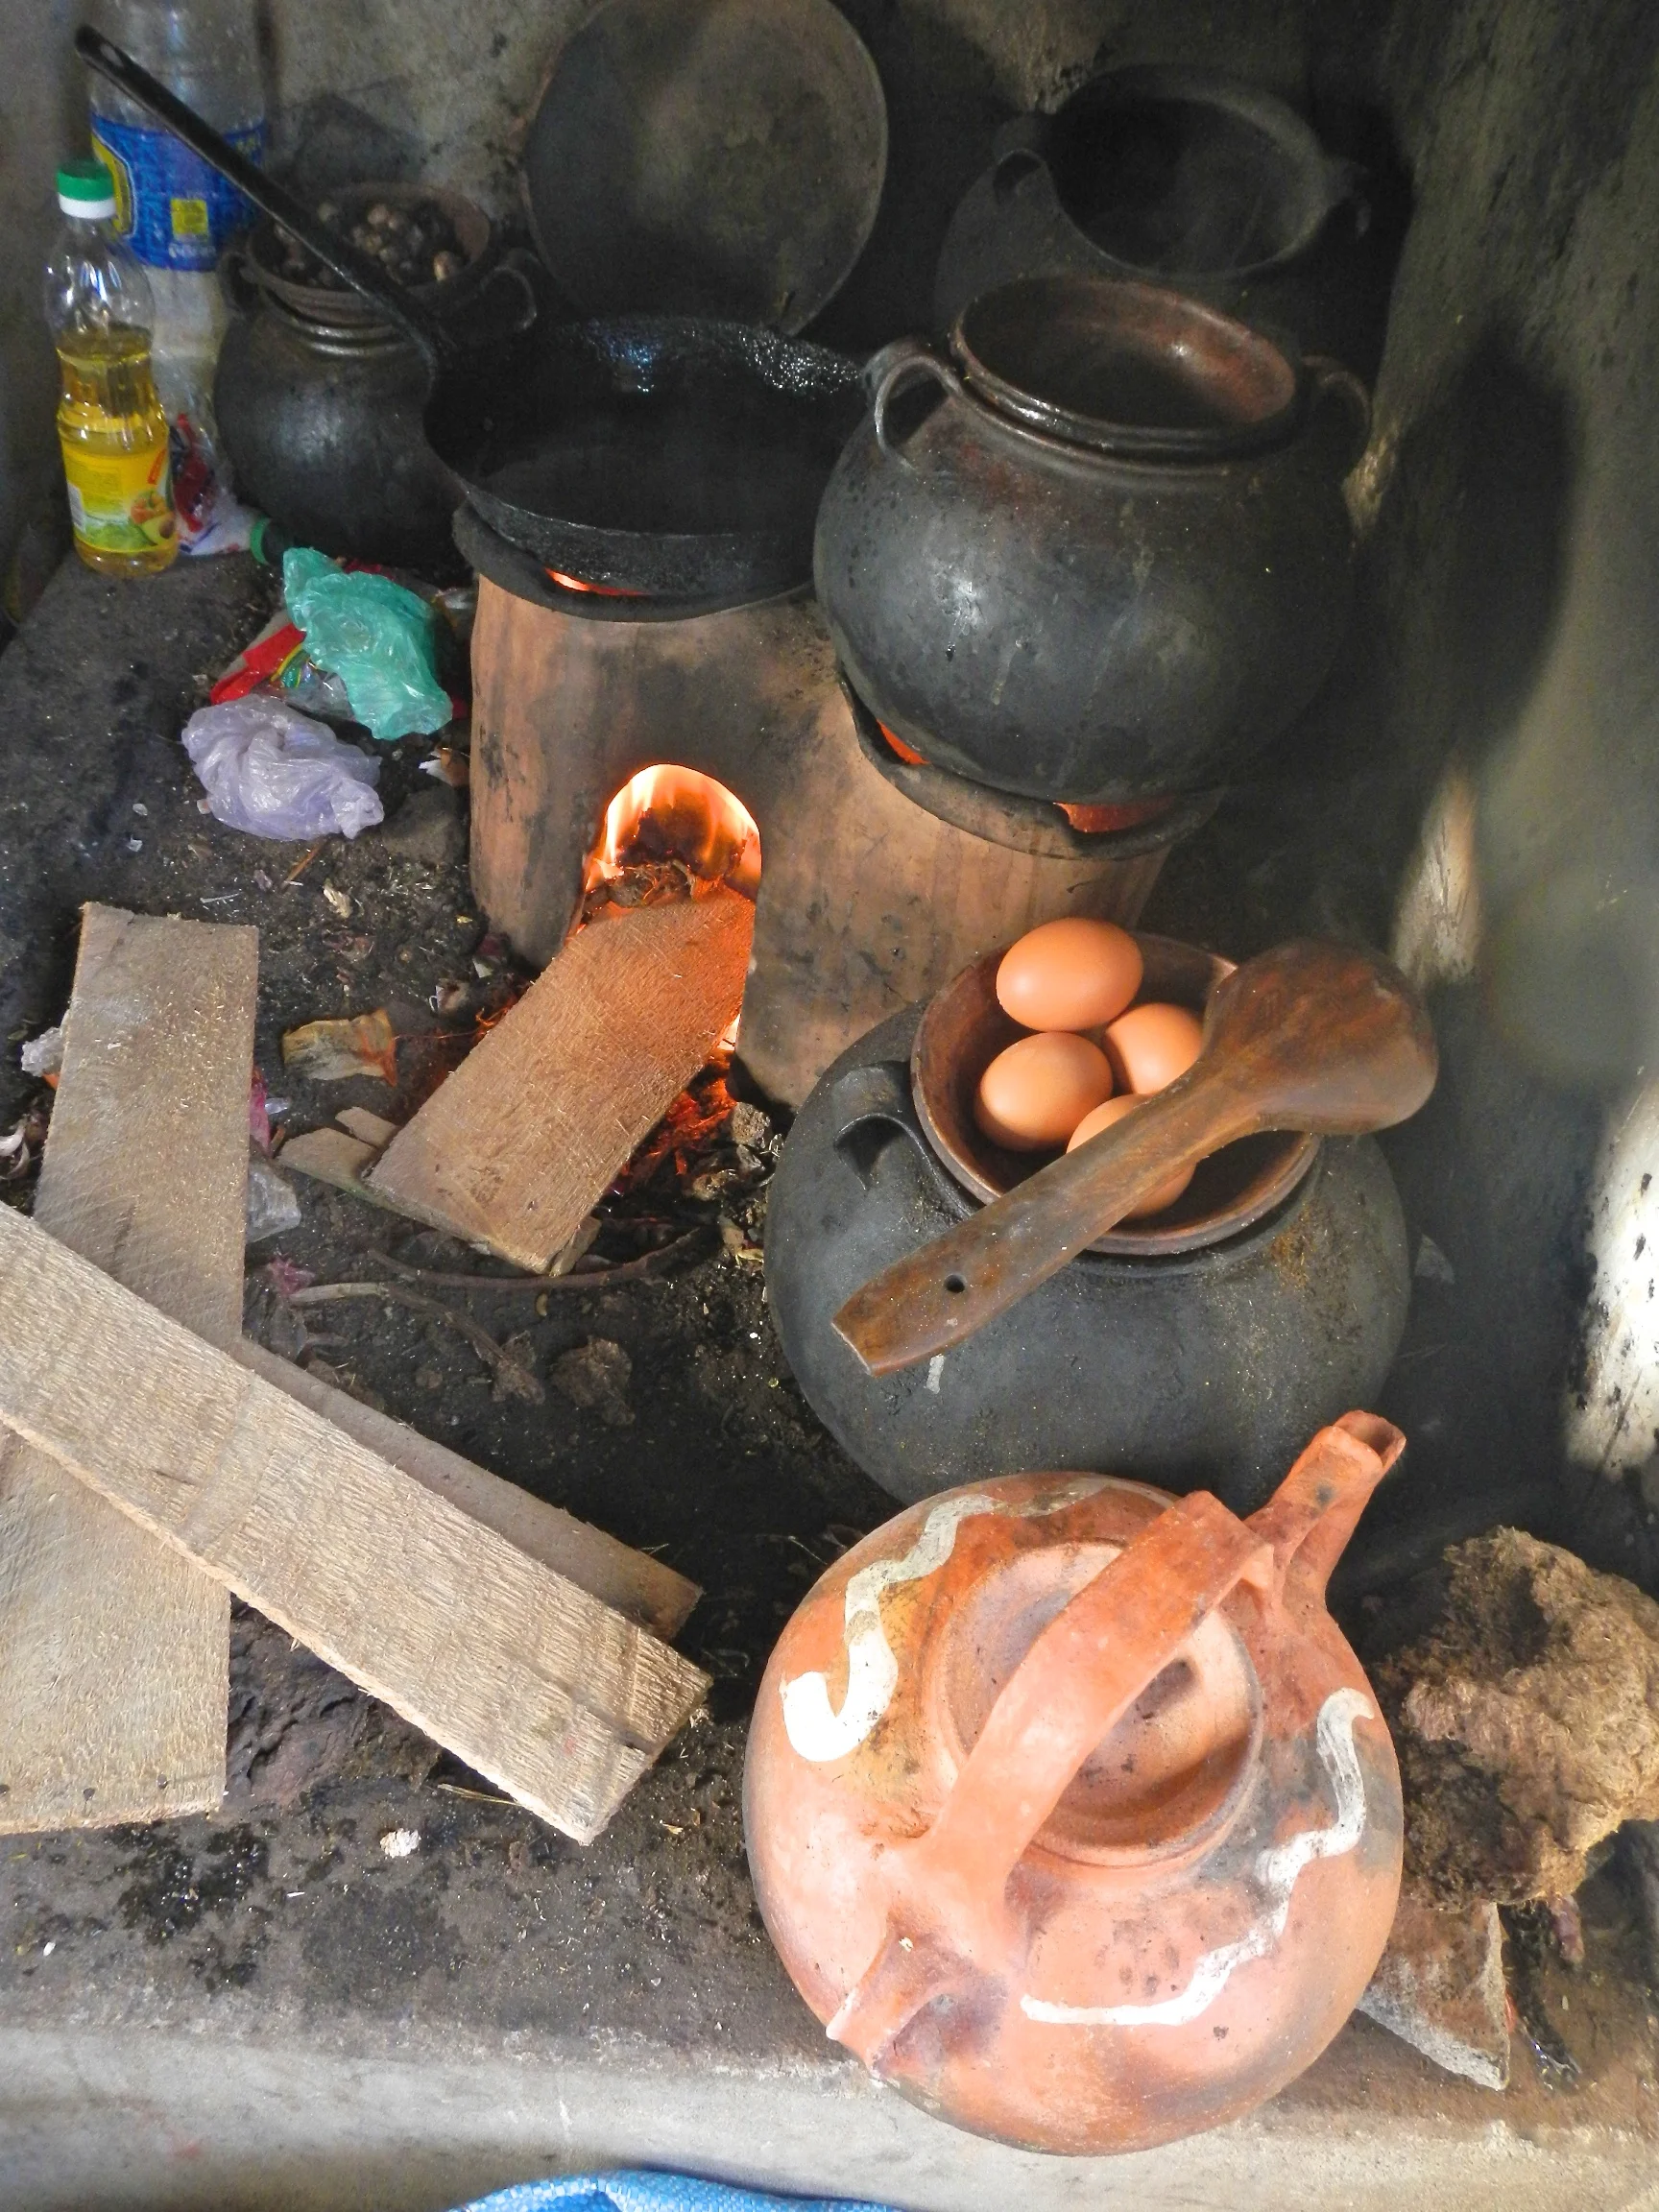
[76,27,862,597]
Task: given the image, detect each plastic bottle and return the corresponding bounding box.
[85,0,266,550]
[44,159,177,577]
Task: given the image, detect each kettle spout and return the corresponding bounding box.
[827,1926,984,2074]
[1248,1411,1406,1607]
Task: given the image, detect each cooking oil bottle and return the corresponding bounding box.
[44,158,177,576]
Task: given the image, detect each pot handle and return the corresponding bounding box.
[829,1487,1275,2069]
[477,250,542,338]
[868,338,964,469]
[217,244,261,318]
[988,113,1052,203]
[830,1061,946,1192]
[1306,353,1373,472]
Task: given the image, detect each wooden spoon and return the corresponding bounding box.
[833,939,1437,1376]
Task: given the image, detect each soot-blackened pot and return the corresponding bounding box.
[214,183,498,573]
[933,66,1401,379]
[764,1000,1410,1514]
[813,275,1369,805]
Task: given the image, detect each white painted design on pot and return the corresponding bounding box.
[781,1479,1105,1764]
[1022,1686,1375,2029]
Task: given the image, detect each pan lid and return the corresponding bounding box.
[521,0,887,333]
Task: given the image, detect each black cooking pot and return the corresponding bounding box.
[215,184,498,573]
[766,992,1409,1515]
[814,275,1370,805]
[934,66,1400,379]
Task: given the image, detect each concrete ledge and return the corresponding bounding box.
[4,2026,1657,2212]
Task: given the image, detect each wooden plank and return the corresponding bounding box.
[234,1340,699,1640]
[335,1107,400,1147]
[0,905,252,1834]
[0,1206,709,1842]
[368,890,755,1270]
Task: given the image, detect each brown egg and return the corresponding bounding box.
[974,1032,1114,1152]
[1103,1000,1204,1094]
[1066,1094,1195,1215]
[996,919,1143,1033]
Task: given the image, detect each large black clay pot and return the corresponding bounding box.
[934,67,1402,380]
[765,994,1410,1516]
[814,275,1369,805]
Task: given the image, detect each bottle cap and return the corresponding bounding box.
[58,158,117,220]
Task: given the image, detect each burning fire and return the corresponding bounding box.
[874,720,1175,836]
[584,764,761,901]
[581,765,760,1059]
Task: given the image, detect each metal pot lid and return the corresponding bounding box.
[522,0,888,333]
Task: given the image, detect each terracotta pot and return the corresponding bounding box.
[744,1414,1406,2153]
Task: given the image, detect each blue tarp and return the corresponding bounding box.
[454,2172,902,2212]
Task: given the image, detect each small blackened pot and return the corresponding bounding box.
[764,1000,1409,1515]
[813,275,1369,805]
[213,183,496,573]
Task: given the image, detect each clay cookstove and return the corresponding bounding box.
[461,508,1213,1106]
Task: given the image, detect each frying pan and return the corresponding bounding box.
[75,28,862,596]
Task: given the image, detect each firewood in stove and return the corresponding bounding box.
[366,887,754,1271]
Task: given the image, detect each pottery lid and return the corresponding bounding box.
[521,0,888,333]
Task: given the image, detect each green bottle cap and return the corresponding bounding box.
[58,158,117,219]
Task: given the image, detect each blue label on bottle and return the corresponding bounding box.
[90,117,265,271]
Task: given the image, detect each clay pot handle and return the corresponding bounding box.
[1247,1410,1405,1607]
[868,338,964,469]
[830,1488,1273,2068]
[1306,353,1373,472]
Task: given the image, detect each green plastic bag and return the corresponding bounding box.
[283,547,451,742]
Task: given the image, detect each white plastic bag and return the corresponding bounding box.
[182,698,385,840]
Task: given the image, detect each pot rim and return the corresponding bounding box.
[950,275,1306,462]
[242,180,496,332]
[1045,64,1348,283]
[911,935,1322,1257]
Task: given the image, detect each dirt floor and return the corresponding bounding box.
[1,550,1657,2138]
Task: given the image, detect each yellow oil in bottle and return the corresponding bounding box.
[56,325,177,578]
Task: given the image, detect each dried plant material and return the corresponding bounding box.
[280,1008,397,1085]
[322,881,354,919]
[552,1338,634,1428]
[1375,1529,1659,1907]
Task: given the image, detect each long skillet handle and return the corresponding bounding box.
[833,1056,1260,1375]
[74,26,459,373]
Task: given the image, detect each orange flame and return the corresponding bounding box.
[546,567,650,599]
[584,764,761,901]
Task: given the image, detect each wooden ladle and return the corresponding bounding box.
[833,939,1437,1376]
